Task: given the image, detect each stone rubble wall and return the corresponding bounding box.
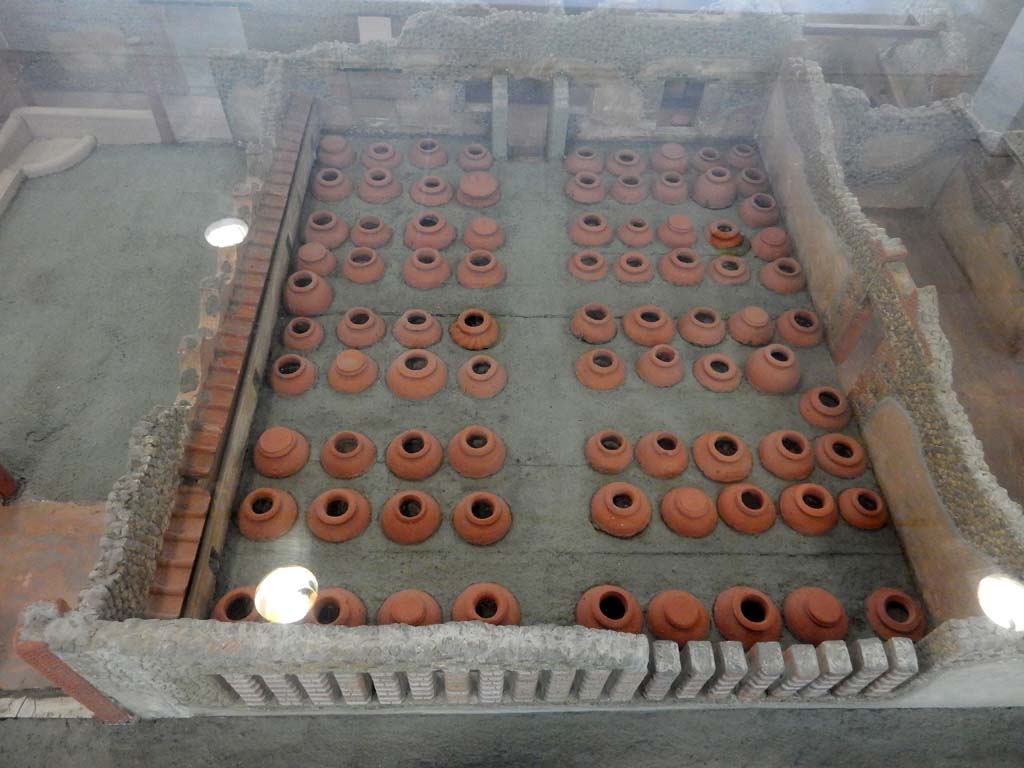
[827,83,974,198]
[760,58,1024,595]
[209,8,803,146]
[77,405,191,622]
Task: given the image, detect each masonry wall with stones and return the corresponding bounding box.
[76,405,191,622]
[827,83,976,208]
[759,59,1024,629]
[208,8,804,153]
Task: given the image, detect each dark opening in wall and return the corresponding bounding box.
[509,77,552,105]
[658,78,705,127]
[464,80,492,104]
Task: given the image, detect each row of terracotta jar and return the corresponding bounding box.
[564,143,761,177]
[281,304,495,347]
[312,166,501,208]
[238,486,511,546]
[271,346,497,400]
[252,425,505,481]
[576,342,808,394]
[569,249,804,290]
[574,303,822,349]
[304,210,489,252]
[318,135,495,173]
[300,215,505,257]
[587,427,865,481]
[213,581,927,646]
[571,216,790,259]
[569,213,780,254]
[591,478,882,540]
[590,426,867,482]
[566,170,777,216]
[294,245,507,290]
[273,347,507,399]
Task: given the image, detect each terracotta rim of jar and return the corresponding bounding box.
[679,306,725,346]
[450,308,499,349]
[237,487,298,540]
[269,353,316,396]
[590,481,652,538]
[212,586,261,622]
[364,141,400,167]
[710,255,750,284]
[393,309,442,348]
[780,482,838,535]
[575,348,626,390]
[815,433,868,477]
[306,488,371,542]
[304,587,367,627]
[568,249,607,280]
[838,487,889,529]
[585,429,633,473]
[571,302,617,344]
[283,316,325,351]
[694,431,753,482]
[624,304,673,346]
[866,587,926,640]
[636,344,685,388]
[385,429,444,480]
[386,349,448,399]
[758,429,813,480]
[614,251,654,282]
[635,430,689,476]
[381,490,443,544]
[452,491,512,545]
[451,582,521,625]
[576,585,644,633]
[320,430,376,478]
[337,306,386,348]
[799,386,851,429]
[718,483,777,533]
[693,353,742,392]
[457,250,505,287]
[457,354,507,398]
[446,425,506,478]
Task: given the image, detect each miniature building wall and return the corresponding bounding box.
[11,9,1024,719]
[758,58,1024,620]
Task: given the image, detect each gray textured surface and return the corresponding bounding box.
[0,144,245,501]
[219,135,915,639]
[1,706,1022,768]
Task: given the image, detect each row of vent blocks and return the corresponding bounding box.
[143,97,314,620]
[221,635,917,707]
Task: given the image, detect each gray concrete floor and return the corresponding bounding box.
[1,707,1023,767]
[219,138,915,637]
[0,144,244,501]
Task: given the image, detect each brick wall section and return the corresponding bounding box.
[143,94,313,619]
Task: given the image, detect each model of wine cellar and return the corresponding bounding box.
[6,4,1024,720]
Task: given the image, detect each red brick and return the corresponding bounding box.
[15,601,133,723]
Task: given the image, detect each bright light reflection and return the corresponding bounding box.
[204,217,249,247]
[978,575,1024,632]
[255,566,318,624]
